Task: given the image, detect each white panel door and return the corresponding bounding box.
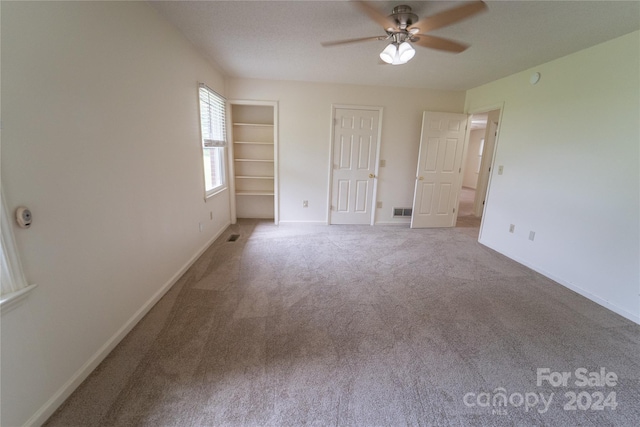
[411,111,468,228]
[330,108,380,225]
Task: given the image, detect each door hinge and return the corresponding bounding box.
[459,167,461,173]
[453,208,456,213]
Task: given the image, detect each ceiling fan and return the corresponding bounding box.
[322,1,487,65]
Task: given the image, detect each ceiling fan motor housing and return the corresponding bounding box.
[390,5,418,30]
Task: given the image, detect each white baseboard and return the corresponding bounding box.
[277,220,328,225]
[25,221,230,427]
[479,240,640,326]
[278,221,411,226]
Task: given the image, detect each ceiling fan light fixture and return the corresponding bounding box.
[379,43,397,64]
[398,41,415,62]
[380,42,414,65]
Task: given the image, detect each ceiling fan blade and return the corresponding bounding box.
[321,36,385,47]
[409,1,487,33]
[412,35,469,53]
[353,1,398,32]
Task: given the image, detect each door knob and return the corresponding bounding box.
[369,173,375,178]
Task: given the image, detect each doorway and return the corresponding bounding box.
[456,108,501,229]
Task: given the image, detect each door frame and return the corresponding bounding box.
[227,99,279,225]
[327,104,383,226]
[472,115,498,217]
[463,103,504,237]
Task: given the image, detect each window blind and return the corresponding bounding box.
[198,84,227,148]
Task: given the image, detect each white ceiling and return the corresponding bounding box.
[151,1,640,91]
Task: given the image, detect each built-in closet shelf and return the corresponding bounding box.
[233,123,274,127]
[230,102,277,221]
[236,190,275,196]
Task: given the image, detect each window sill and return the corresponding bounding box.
[205,186,227,201]
[0,284,38,315]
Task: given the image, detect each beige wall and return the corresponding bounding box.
[1,2,230,425]
[466,31,640,323]
[225,79,466,224]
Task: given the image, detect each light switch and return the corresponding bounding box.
[498,165,504,175]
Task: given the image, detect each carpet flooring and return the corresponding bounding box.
[45,220,640,426]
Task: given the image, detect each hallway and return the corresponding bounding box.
[456,187,480,228]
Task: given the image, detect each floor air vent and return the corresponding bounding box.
[393,207,413,218]
[227,234,240,242]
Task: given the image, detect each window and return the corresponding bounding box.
[1,190,36,311]
[198,84,227,197]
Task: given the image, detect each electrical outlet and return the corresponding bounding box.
[380,159,386,167]
[529,231,536,241]
[498,165,504,175]
[509,224,515,233]
[302,200,308,208]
